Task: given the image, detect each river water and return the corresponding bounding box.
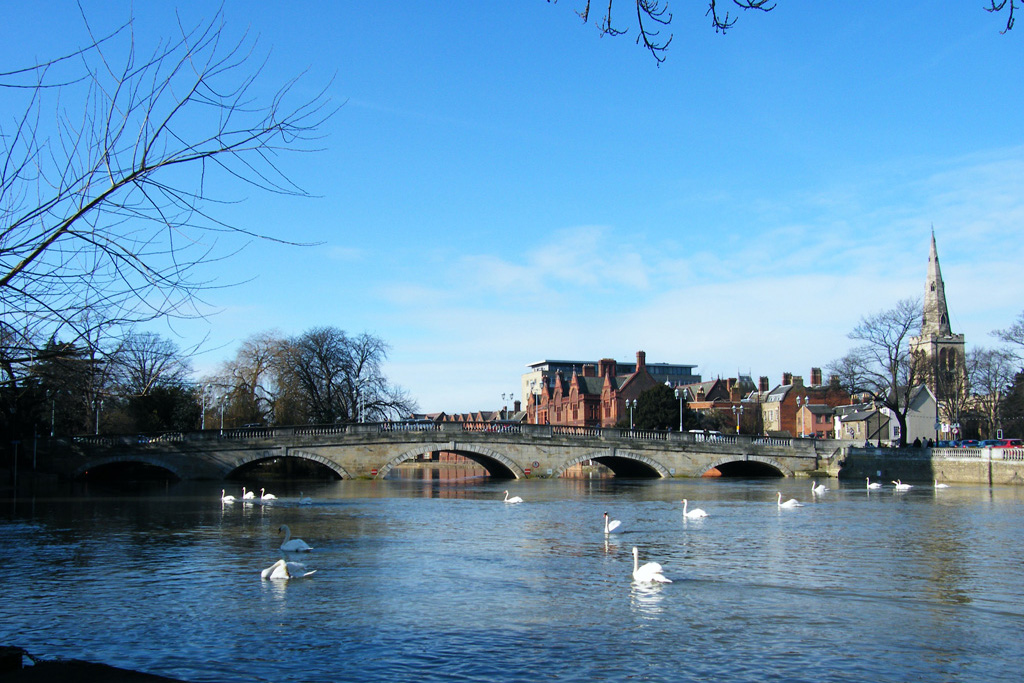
[2,473,1023,682]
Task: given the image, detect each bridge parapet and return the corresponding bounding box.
[69,421,825,456]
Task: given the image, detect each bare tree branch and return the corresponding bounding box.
[1,8,334,387]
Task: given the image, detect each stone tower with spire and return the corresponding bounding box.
[910,230,965,404]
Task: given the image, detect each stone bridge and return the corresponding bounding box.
[50,422,839,481]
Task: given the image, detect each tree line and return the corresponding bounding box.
[0,326,415,439]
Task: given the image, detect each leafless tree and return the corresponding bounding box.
[112,331,192,397]
[210,330,285,427]
[562,2,1018,63]
[0,9,331,391]
[992,310,1024,359]
[987,1,1019,33]
[827,298,924,447]
[275,327,417,424]
[565,0,775,63]
[969,346,1019,438]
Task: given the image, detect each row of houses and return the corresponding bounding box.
[412,348,938,445]
[519,350,938,444]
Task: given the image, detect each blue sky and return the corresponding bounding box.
[7,2,1024,412]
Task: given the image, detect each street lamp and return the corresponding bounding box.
[219,395,226,435]
[674,388,684,432]
[732,404,744,434]
[628,399,637,430]
[201,383,211,430]
[795,396,805,438]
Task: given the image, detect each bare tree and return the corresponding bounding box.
[563,0,776,63]
[211,331,285,427]
[827,298,924,447]
[0,9,331,390]
[278,327,353,424]
[969,346,1019,438]
[112,331,191,397]
[274,327,417,424]
[987,1,1020,32]
[344,332,418,421]
[562,2,1019,63]
[993,310,1024,358]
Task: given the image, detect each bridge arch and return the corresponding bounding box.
[74,455,182,480]
[285,449,351,479]
[376,442,525,479]
[225,448,350,480]
[555,450,670,478]
[698,455,793,478]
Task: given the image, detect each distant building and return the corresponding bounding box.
[526,350,668,427]
[675,376,757,433]
[761,370,851,437]
[834,402,889,444]
[521,356,699,404]
[831,385,936,445]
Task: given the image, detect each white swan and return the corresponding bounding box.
[298,492,313,505]
[866,477,882,489]
[220,489,236,503]
[503,490,523,504]
[934,479,949,489]
[682,499,708,519]
[632,546,671,584]
[811,481,828,495]
[777,492,803,508]
[260,558,316,580]
[242,486,255,500]
[260,487,277,501]
[892,480,913,491]
[604,512,622,534]
[278,524,313,552]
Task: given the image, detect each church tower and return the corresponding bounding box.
[910,230,965,403]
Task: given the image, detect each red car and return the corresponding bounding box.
[991,439,1023,448]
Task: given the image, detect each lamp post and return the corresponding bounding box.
[674,388,684,432]
[795,396,804,438]
[219,395,226,436]
[201,383,211,430]
[732,404,744,434]
[628,399,637,431]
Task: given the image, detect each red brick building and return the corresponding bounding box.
[527,350,662,427]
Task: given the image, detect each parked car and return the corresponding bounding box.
[957,439,980,448]
[990,438,1023,448]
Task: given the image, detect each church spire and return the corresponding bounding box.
[921,228,952,337]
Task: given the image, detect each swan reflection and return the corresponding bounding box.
[630,582,667,617]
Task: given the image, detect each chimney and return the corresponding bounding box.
[811,367,822,386]
[636,350,647,372]
[514,399,521,413]
[759,376,770,392]
[782,372,793,386]
[728,379,741,402]
[599,358,616,378]
[582,364,595,377]
[792,375,805,388]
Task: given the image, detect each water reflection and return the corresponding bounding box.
[629,582,668,618]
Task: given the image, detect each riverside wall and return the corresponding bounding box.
[838,446,1024,486]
